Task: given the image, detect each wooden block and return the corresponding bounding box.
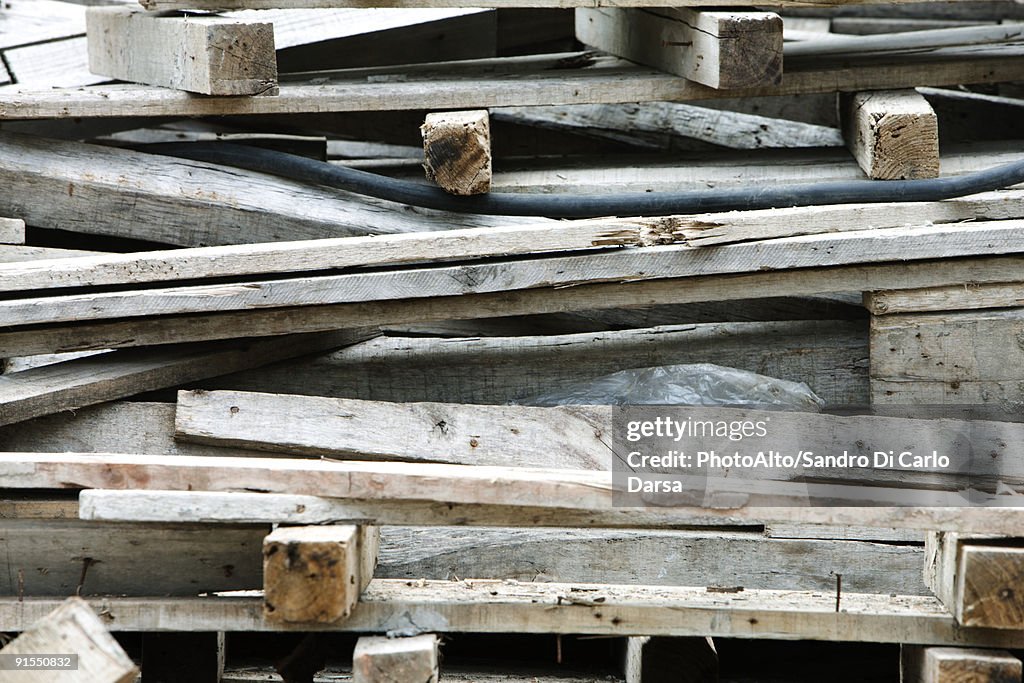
[352,634,439,683]
[841,89,940,180]
[0,217,25,245]
[86,7,277,96]
[925,532,1024,630]
[421,109,492,195]
[624,636,717,683]
[0,596,137,683]
[142,632,224,683]
[575,7,782,89]
[901,645,1022,683]
[263,524,376,624]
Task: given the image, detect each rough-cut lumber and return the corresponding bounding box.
[7,221,1024,329]
[926,533,1024,630]
[174,389,611,469]
[79,487,1024,536]
[0,597,137,683]
[492,102,844,150]
[86,8,277,96]
[0,329,374,427]
[212,320,868,407]
[870,308,1024,406]
[421,109,491,195]
[841,89,940,180]
[0,402,272,457]
[0,245,102,263]
[0,217,24,244]
[4,44,1024,120]
[901,645,1022,683]
[575,8,782,89]
[0,131,535,248]
[625,636,717,683]
[3,583,1024,647]
[264,525,374,623]
[0,519,265,596]
[376,527,927,594]
[133,0,1024,8]
[141,632,225,683]
[0,218,649,294]
[353,634,439,683]
[226,666,617,682]
[866,283,1024,315]
[4,254,1024,358]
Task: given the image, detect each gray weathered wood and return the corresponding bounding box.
[870,308,1024,406]
[421,109,492,195]
[866,282,1024,315]
[1,582,1023,647]
[841,89,939,180]
[0,597,137,683]
[0,131,539,248]
[624,636,716,683]
[4,45,1024,120]
[576,8,782,89]
[6,221,1024,328]
[0,217,24,244]
[353,634,439,683]
[86,7,277,96]
[0,245,103,263]
[0,519,265,597]
[0,329,375,427]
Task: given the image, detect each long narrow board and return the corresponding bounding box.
[4,255,1024,357]
[3,221,1024,327]
[2,582,1023,648]
[4,45,1024,119]
[86,8,277,96]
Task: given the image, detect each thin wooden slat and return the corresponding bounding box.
[865,283,1024,315]
[1,584,1022,647]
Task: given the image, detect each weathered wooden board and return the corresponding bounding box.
[926,532,1024,630]
[866,282,1024,315]
[901,645,1023,683]
[4,255,1023,358]
[0,329,375,427]
[79,487,1024,535]
[5,45,1024,119]
[0,519,266,597]
[870,308,1024,406]
[6,222,1024,328]
[0,217,25,245]
[0,131,539,248]
[841,89,939,180]
[0,597,137,683]
[575,8,782,89]
[86,8,277,96]
[377,527,928,595]
[3,583,1024,647]
[0,218,647,294]
[0,245,104,262]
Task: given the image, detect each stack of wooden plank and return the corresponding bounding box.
[4,0,1024,681]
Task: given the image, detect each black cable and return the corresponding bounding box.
[144,142,1024,218]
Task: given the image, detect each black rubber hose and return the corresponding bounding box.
[145,142,1024,218]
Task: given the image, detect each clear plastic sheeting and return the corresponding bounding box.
[514,363,824,411]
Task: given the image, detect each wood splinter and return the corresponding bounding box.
[421,109,492,195]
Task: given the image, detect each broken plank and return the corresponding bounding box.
[0,131,538,248]
[352,634,439,683]
[0,328,375,427]
[901,645,1023,682]
[841,89,939,180]
[575,8,782,89]
[4,254,1024,357]
[421,109,492,195]
[87,8,277,96]
[0,519,266,596]
[77,488,1024,535]
[264,524,375,623]
[5,44,1024,119]
[6,221,1024,328]
[174,389,611,470]
[0,218,647,294]
[0,597,137,683]
[2,583,1023,647]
